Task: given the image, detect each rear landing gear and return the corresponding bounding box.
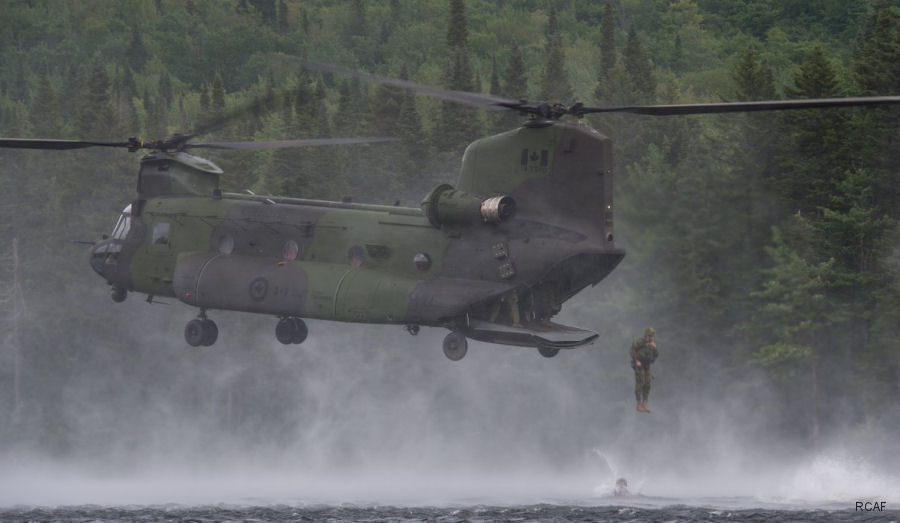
[185,312,218,347]
[276,317,308,345]
[443,331,468,361]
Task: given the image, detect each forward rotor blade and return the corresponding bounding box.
[580,96,900,116]
[0,138,131,150]
[274,54,516,111]
[187,136,397,150]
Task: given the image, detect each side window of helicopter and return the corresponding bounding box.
[348,245,365,267]
[283,240,299,261]
[152,222,170,246]
[110,204,133,240]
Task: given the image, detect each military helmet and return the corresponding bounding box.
[645,327,655,337]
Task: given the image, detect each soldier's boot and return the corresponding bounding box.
[641,399,650,413]
[636,400,644,412]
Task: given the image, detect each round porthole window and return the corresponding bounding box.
[283,239,299,261]
[348,245,365,267]
[414,252,431,271]
[216,233,234,254]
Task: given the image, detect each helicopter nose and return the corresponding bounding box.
[89,241,112,279]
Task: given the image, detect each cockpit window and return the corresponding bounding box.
[111,204,132,240]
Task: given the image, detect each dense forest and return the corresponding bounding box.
[0,0,899,471]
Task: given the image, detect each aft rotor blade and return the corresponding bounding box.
[187,136,397,150]
[0,138,131,150]
[275,54,516,111]
[580,96,900,116]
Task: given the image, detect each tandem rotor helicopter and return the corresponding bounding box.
[2,56,898,360]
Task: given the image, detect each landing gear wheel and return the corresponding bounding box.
[443,331,468,361]
[185,318,218,347]
[185,319,206,347]
[111,286,127,303]
[290,317,308,344]
[538,345,559,358]
[276,318,297,345]
[276,317,308,344]
[201,319,218,346]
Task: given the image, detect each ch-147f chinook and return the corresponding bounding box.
[2,58,898,360]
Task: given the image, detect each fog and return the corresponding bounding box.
[1,264,898,508]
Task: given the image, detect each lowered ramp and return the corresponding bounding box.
[463,319,598,350]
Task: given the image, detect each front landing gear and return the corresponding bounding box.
[276,317,308,345]
[443,331,468,361]
[185,312,218,347]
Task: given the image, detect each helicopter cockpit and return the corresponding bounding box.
[90,204,132,285]
[109,203,133,241]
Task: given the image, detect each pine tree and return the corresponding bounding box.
[32,71,61,137]
[435,0,480,153]
[127,26,149,72]
[732,44,775,101]
[489,57,501,95]
[540,8,572,101]
[623,26,656,102]
[852,0,900,216]
[158,70,174,108]
[211,73,226,113]
[776,44,847,215]
[349,0,367,37]
[276,0,288,33]
[502,42,528,99]
[199,82,210,117]
[596,0,616,100]
[78,63,115,137]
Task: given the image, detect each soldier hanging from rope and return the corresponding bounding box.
[630,327,659,413]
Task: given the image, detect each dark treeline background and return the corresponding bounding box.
[0,0,899,475]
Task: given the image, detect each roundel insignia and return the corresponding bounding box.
[249,277,268,301]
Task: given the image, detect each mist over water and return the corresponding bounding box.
[2,275,898,510]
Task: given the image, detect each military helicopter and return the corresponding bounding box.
[2,57,898,360]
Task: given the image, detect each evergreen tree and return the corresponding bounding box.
[158,70,174,108]
[435,0,480,153]
[211,73,226,113]
[78,63,115,137]
[446,0,468,48]
[199,82,210,117]
[595,0,616,100]
[623,26,656,102]
[776,44,847,215]
[276,0,288,33]
[489,57,501,95]
[349,0,367,37]
[852,0,900,217]
[127,26,149,72]
[751,224,836,441]
[540,8,573,101]
[732,44,775,101]
[31,72,61,137]
[502,42,528,99]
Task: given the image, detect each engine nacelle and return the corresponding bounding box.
[420,184,516,229]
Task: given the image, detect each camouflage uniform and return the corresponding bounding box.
[630,328,659,410]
